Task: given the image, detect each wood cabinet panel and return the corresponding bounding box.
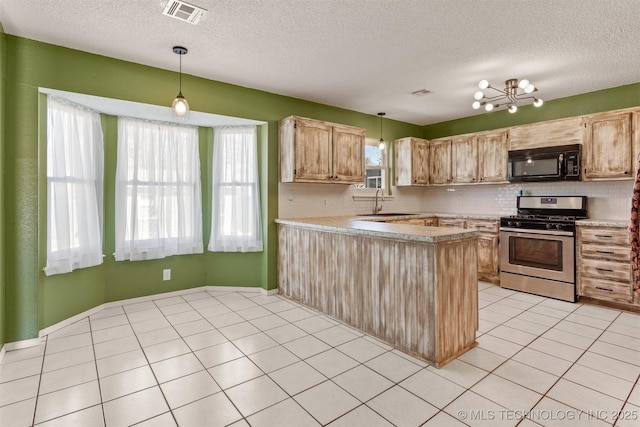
[294,119,333,181]
[466,219,499,233]
[395,137,430,186]
[437,218,466,228]
[510,116,584,150]
[579,276,634,304]
[477,130,509,183]
[581,258,632,282]
[583,111,634,180]
[280,116,364,184]
[580,243,630,262]
[429,139,452,185]
[332,124,365,183]
[451,136,478,183]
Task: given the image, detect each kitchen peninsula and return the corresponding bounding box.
[276,216,479,367]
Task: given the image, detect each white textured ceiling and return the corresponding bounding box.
[2,0,640,125]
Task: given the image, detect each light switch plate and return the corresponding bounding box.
[163,269,171,281]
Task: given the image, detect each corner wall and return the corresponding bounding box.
[0,23,7,349]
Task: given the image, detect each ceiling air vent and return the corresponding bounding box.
[163,0,206,25]
[410,89,432,96]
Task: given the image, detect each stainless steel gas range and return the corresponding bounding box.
[499,196,588,302]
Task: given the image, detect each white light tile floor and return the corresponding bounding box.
[1,283,640,426]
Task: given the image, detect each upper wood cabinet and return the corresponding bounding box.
[395,137,430,186]
[429,138,452,185]
[583,111,635,180]
[451,135,478,184]
[477,130,509,183]
[510,116,584,150]
[280,116,365,184]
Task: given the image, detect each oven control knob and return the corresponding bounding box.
[556,224,563,230]
[546,223,554,230]
[507,221,514,227]
[515,222,522,228]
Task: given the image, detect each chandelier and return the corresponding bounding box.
[472,79,543,113]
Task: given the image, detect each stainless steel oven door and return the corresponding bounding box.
[500,228,575,284]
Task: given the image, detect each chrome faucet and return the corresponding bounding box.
[374,189,384,214]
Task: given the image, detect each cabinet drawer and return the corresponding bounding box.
[580,258,632,282]
[579,276,633,303]
[437,219,466,228]
[466,220,499,233]
[389,218,428,226]
[579,227,630,245]
[580,243,631,262]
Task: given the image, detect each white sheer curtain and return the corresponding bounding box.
[209,126,263,252]
[115,117,203,261]
[45,96,104,276]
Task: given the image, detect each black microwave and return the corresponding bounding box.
[508,144,581,183]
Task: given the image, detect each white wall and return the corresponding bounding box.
[278,180,634,221]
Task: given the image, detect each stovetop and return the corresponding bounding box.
[500,196,588,233]
[505,214,586,222]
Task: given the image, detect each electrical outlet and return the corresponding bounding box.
[163,269,171,281]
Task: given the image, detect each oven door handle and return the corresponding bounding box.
[499,227,574,237]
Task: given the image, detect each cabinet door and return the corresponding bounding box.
[584,112,633,180]
[412,139,430,185]
[478,130,509,183]
[294,118,333,182]
[429,139,452,185]
[451,136,478,183]
[395,137,429,186]
[477,233,499,283]
[332,125,365,183]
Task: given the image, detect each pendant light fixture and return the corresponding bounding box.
[171,46,190,118]
[377,112,386,150]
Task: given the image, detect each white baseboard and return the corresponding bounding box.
[3,337,44,352]
[1,284,280,363]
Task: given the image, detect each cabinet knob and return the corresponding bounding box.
[624,171,629,175]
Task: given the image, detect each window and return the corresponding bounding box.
[45,96,104,276]
[115,117,203,261]
[355,137,388,191]
[209,126,263,252]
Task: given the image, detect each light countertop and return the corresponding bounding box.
[576,219,629,228]
[275,216,479,243]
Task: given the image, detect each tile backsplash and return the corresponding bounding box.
[278,180,634,220]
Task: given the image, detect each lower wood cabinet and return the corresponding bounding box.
[466,220,500,284]
[577,225,634,304]
[437,218,500,284]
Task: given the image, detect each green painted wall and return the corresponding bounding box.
[3,35,422,342]
[423,83,640,139]
[0,24,6,349]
